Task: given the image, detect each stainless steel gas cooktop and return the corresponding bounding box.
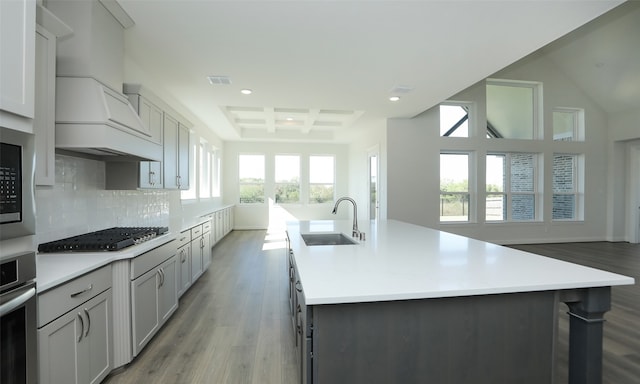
[38,227,169,253]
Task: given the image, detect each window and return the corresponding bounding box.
[180,141,197,200]
[486,153,539,221]
[553,154,583,220]
[275,155,300,204]
[440,104,470,137]
[309,155,334,204]
[440,153,470,222]
[553,108,584,141]
[199,141,211,199]
[238,154,265,204]
[486,80,540,139]
[212,149,221,197]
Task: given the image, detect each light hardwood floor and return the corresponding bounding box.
[105,232,639,384]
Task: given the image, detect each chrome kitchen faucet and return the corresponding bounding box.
[332,197,365,240]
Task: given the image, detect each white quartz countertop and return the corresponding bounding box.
[286,220,635,305]
[36,233,176,292]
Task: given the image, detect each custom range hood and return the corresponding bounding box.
[55,77,162,161]
[48,0,161,161]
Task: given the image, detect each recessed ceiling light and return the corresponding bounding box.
[240,89,253,95]
[286,117,294,121]
[389,96,400,102]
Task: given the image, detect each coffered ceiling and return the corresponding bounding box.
[117,0,630,143]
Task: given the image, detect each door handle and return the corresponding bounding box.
[84,308,91,337]
[77,312,84,343]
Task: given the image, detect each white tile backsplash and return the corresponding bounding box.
[36,154,178,244]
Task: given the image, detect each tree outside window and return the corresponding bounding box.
[440,153,471,222]
[275,155,300,204]
[238,154,265,204]
[309,155,334,204]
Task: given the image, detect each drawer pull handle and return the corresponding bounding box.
[71,284,93,298]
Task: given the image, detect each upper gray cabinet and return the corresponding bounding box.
[34,6,72,186]
[106,84,190,190]
[0,0,36,132]
[162,112,191,190]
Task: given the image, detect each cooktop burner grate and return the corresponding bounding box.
[38,227,169,253]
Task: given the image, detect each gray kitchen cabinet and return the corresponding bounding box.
[189,224,207,282]
[287,250,312,384]
[38,263,113,384]
[131,254,178,357]
[176,230,192,298]
[34,7,72,185]
[34,25,56,185]
[202,219,212,271]
[163,113,191,190]
[0,0,35,131]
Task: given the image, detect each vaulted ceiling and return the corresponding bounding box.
[118,0,633,143]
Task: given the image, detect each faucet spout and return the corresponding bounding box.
[332,197,359,238]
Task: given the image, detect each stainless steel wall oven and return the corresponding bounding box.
[0,251,37,384]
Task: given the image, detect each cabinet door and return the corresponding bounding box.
[177,122,190,189]
[139,161,162,189]
[163,113,179,189]
[83,290,112,384]
[138,97,162,143]
[202,231,212,271]
[38,310,81,384]
[0,0,35,120]
[34,25,56,185]
[131,268,160,356]
[178,245,191,298]
[190,237,203,282]
[158,255,178,325]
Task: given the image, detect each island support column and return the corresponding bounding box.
[561,287,611,384]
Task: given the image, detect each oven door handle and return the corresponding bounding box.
[0,287,36,317]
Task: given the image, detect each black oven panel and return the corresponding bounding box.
[0,142,22,224]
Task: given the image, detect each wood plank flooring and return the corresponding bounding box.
[509,242,640,384]
[104,232,639,384]
[104,230,298,384]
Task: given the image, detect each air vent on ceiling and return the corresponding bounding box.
[390,84,414,94]
[207,75,232,85]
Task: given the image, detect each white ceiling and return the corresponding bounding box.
[117,0,632,143]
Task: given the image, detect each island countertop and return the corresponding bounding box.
[286,220,634,305]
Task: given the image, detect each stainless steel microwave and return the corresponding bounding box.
[0,127,35,240]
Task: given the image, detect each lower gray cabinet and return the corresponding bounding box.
[131,254,178,356]
[177,231,191,298]
[38,289,112,384]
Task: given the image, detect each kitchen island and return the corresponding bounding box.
[285,220,634,384]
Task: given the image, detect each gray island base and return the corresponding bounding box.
[286,220,633,384]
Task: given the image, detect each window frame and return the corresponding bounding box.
[308,154,335,204]
[486,152,541,222]
[439,102,473,138]
[238,153,266,205]
[439,151,474,223]
[552,153,584,221]
[274,154,301,205]
[485,79,542,140]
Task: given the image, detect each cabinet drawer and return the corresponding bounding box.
[176,230,190,248]
[191,224,203,238]
[38,264,111,327]
[131,239,176,280]
[202,220,211,234]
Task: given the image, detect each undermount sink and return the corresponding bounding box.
[301,233,358,246]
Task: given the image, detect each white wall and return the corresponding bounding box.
[387,51,613,244]
[223,141,349,230]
